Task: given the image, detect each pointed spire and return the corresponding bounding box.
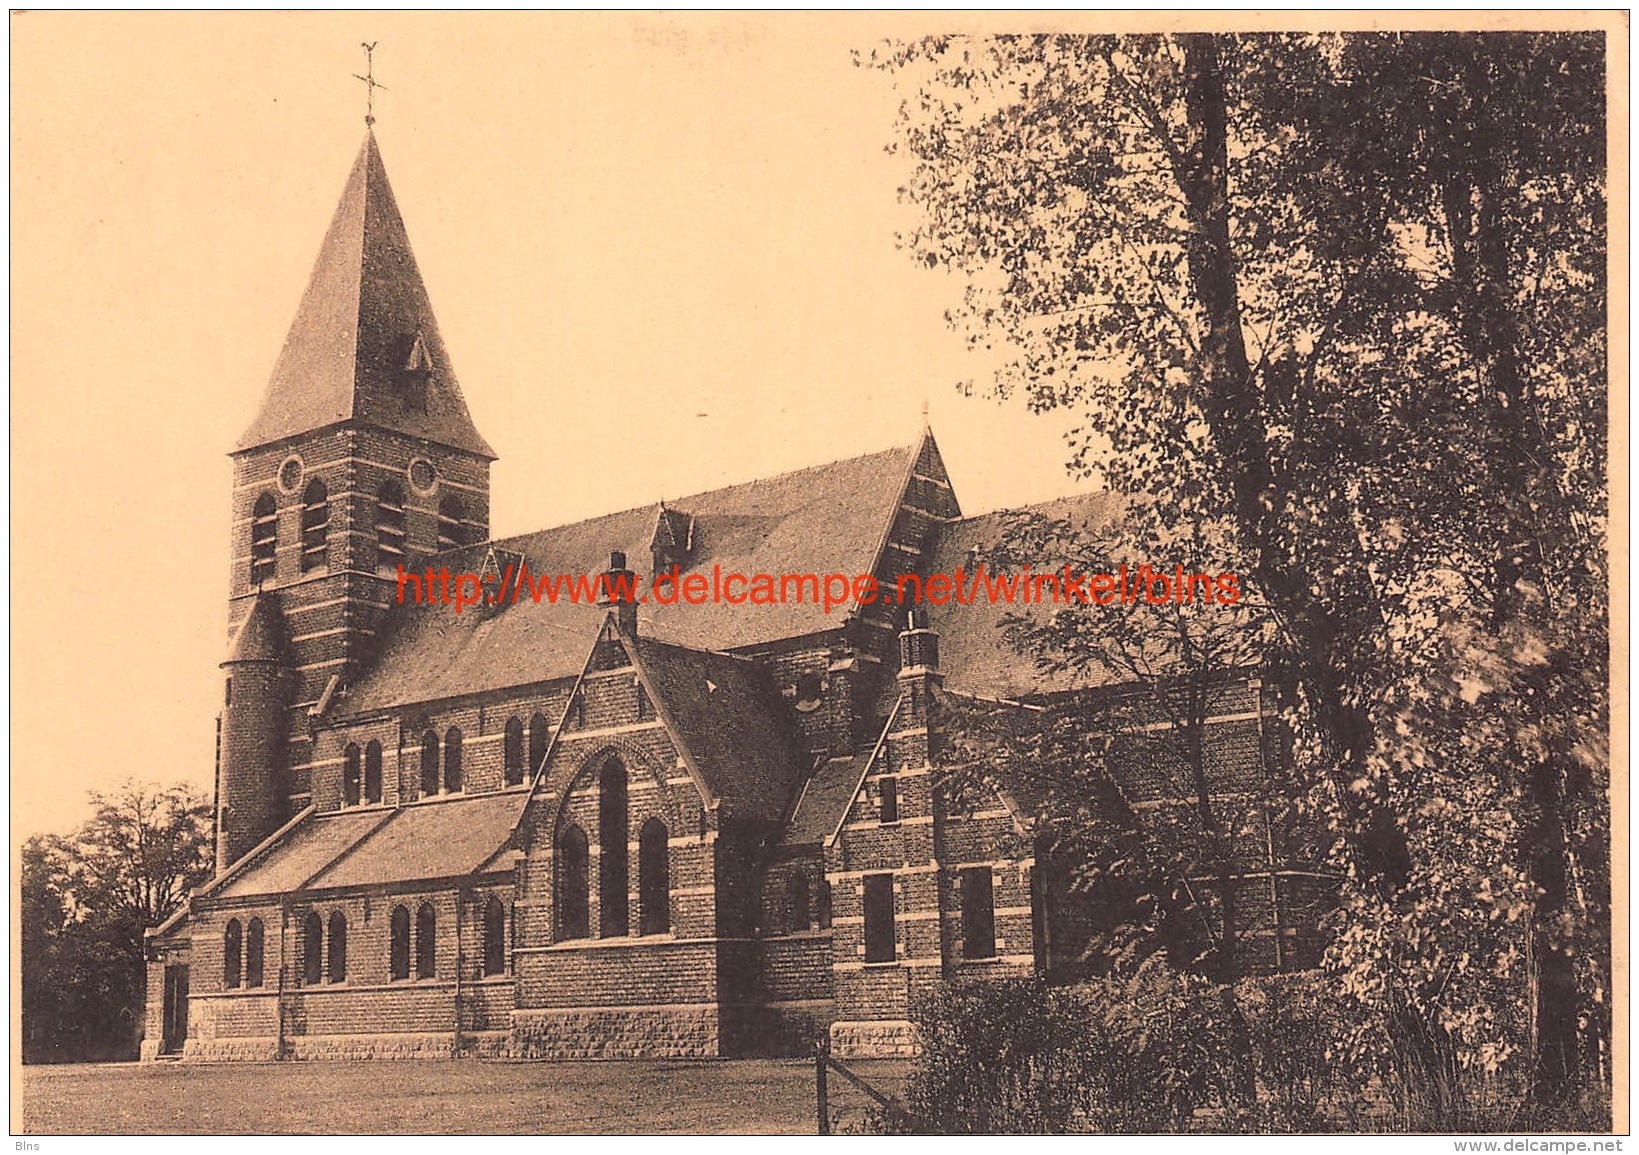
[225,592,284,664]
[235,132,495,459]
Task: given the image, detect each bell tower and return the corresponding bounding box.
[224,129,496,821]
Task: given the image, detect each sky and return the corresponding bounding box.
[11,12,1100,837]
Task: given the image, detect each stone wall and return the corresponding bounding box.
[830,1018,920,1059]
[510,1006,719,1059]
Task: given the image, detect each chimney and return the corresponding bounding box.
[895,608,942,753]
[601,549,639,635]
[897,607,940,679]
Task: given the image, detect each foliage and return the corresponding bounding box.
[867,30,1609,1117]
[20,781,213,1063]
[872,967,1380,1133]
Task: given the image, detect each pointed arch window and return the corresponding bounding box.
[300,479,330,573]
[250,493,278,585]
[343,743,361,807]
[420,731,440,797]
[556,825,590,940]
[364,740,383,805]
[245,918,265,988]
[302,910,323,985]
[415,903,437,979]
[639,819,670,936]
[223,919,243,989]
[376,479,408,572]
[389,905,411,981]
[327,911,348,982]
[529,712,550,778]
[443,727,463,793]
[437,496,466,553]
[483,896,507,977]
[503,717,525,787]
[599,760,630,937]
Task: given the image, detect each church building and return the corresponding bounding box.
[142,129,1316,1062]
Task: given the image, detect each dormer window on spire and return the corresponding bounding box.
[397,331,434,414]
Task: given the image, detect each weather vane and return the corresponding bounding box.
[354,42,387,127]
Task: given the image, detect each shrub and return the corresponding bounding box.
[877,963,1372,1133]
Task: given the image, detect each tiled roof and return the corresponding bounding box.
[215,809,391,899]
[784,752,872,846]
[306,792,521,888]
[211,793,518,901]
[225,592,284,663]
[340,440,921,715]
[235,132,493,458]
[634,636,805,825]
[923,492,1128,700]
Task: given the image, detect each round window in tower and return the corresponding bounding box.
[408,458,437,495]
[277,455,305,495]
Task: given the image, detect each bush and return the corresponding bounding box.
[877,963,1366,1133]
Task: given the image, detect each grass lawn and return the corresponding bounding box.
[19,1056,912,1135]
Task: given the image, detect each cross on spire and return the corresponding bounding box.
[353,42,387,127]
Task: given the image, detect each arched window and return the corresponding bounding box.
[556,825,589,940]
[223,919,243,989]
[415,903,437,979]
[420,731,440,796]
[528,712,550,778]
[250,493,278,585]
[483,896,507,977]
[364,740,383,805]
[443,727,463,793]
[389,905,411,981]
[302,910,323,985]
[639,818,669,936]
[342,743,361,807]
[246,918,265,988]
[503,717,524,787]
[599,760,629,937]
[817,880,833,930]
[300,478,330,573]
[375,479,407,572]
[327,911,348,982]
[437,495,465,553]
[789,871,812,933]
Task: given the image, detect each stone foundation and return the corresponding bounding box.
[284,1031,456,1060]
[182,1036,282,1062]
[461,1029,511,1058]
[510,1006,719,1059]
[830,1019,920,1058]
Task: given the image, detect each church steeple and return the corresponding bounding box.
[236,131,494,458]
[225,128,495,818]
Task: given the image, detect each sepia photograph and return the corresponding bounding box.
[10,11,1625,1140]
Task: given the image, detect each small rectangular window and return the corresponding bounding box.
[879,777,899,825]
[863,874,896,963]
[960,867,997,959]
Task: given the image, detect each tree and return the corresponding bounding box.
[19,781,213,1062]
[870,30,1608,1119]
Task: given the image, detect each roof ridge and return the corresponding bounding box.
[481,439,922,553]
[945,487,1123,525]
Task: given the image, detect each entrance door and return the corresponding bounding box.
[161,965,189,1054]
